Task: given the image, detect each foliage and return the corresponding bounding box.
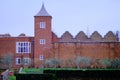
[65,59,73,68]
[7,76,16,80]
[45,58,61,68]
[0,53,14,69]
[21,68,43,74]
[111,58,120,68]
[21,68,120,73]
[99,58,111,68]
[45,59,53,68]
[74,56,92,68]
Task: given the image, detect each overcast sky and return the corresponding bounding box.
[0,0,120,37]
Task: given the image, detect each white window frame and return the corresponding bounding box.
[16,58,21,65]
[40,55,44,60]
[40,39,46,44]
[16,42,31,53]
[23,58,31,65]
[40,22,46,28]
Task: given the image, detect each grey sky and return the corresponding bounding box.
[0,0,120,37]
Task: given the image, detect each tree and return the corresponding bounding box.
[74,56,91,68]
[45,59,54,68]
[65,59,73,68]
[0,53,14,69]
[111,58,120,68]
[99,58,111,68]
[45,58,61,68]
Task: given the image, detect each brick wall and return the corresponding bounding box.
[0,37,34,68]
[44,42,120,67]
[34,16,52,67]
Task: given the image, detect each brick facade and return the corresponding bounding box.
[34,16,52,67]
[0,35,34,68]
[0,4,120,68]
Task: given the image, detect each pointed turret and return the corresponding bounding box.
[35,4,51,16]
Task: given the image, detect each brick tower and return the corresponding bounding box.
[34,4,52,67]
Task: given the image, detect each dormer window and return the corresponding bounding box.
[40,22,46,28]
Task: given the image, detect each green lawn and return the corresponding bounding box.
[7,76,16,80]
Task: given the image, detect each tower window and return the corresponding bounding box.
[40,55,44,60]
[40,22,46,28]
[40,39,46,44]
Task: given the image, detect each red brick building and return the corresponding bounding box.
[0,4,120,68]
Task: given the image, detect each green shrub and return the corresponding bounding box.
[111,58,120,68]
[99,58,111,68]
[7,76,16,80]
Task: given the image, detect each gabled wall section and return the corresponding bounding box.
[59,31,74,42]
[75,31,88,42]
[104,31,117,42]
[90,31,103,42]
[52,31,119,42]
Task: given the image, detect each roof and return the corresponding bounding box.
[35,4,51,16]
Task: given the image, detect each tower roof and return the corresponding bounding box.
[35,4,51,16]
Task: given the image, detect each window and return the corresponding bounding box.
[16,42,31,53]
[40,55,44,60]
[40,22,46,28]
[23,58,31,65]
[40,39,46,44]
[16,58,21,65]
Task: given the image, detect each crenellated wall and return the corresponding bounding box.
[52,31,119,43]
[48,31,120,66]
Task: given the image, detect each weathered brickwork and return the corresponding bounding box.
[34,16,52,67]
[43,42,120,64]
[104,31,118,42]
[0,4,120,68]
[0,37,15,57]
[0,35,34,68]
[60,31,74,42]
[75,31,88,42]
[90,31,102,42]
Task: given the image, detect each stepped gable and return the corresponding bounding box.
[52,32,59,43]
[90,31,103,42]
[104,31,117,42]
[75,31,88,42]
[59,31,74,42]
